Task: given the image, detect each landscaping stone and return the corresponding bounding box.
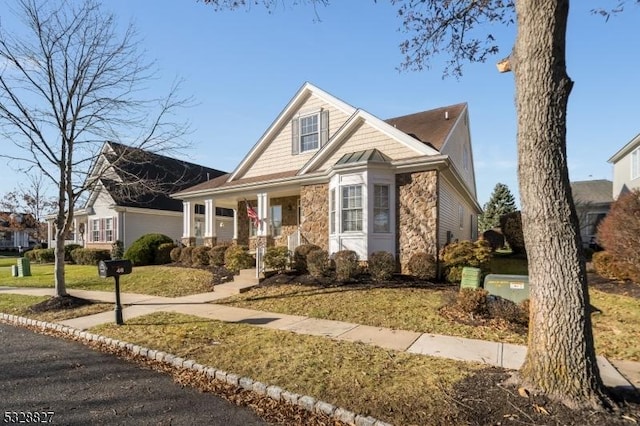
[252,381,267,395]
[355,415,378,426]
[281,391,299,405]
[297,395,316,412]
[266,385,282,401]
[239,377,253,391]
[314,401,335,416]
[215,370,227,382]
[225,373,239,386]
[334,407,356,424]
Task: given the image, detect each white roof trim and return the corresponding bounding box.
[298,109,440,175]
[228,82,357,182]
[608,133,640,163]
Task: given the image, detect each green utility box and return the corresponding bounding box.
[460,267,482,289]
[483,274,529,303]
[17,257,31,277]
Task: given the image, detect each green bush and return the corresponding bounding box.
[192,246,212,267]
[263,246,290,273]
[407,252,438,280]
[170,246,182,263]
[25,250,37,261]
[307,249,330,278]
[70,248,111,265]
[440,239,492,283]
[111,240,124,260]
[155,243,176,265]
[64,244,83,263]
[124,233,173,266]
[224,245,254,273]
[499,211,525,254]
[368,251,395,282]
[334,250,360,282]
[456,288,489,315]
[29,248,55,263]
[179,246,194,265]
[209,245,229,267]
[293,244,321,273]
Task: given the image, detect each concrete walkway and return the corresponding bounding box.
[1,285,638,392]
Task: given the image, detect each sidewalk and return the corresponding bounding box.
[1,285,638,391]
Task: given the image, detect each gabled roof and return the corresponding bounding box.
[570,179,613,205]
[609,133,640,163]
[385,103,467,151]
[96,142,227,212]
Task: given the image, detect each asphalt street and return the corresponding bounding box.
[0,323,268,425]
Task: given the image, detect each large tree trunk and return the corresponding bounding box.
[513,0,609,409]
[54,227,68,297]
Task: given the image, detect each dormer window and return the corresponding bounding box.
[291,110,329,154]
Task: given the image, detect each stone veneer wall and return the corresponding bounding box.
[236,200,253,247]
[236,197,300,249]
[299,184,329,251]
[396,171,439,274]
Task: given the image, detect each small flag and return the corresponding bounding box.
[245,199,259,227]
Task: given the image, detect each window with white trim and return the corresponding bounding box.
[373,184,390,233]
[300,115,319,152]
[91,219,100,242]
[291,110,328,154]
[341,185,363,232]
[330,189,336,234]
[105,218,114,242]
[632,147,640,180]
[270,205,282,237]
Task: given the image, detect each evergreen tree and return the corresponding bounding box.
[479,183,517,232]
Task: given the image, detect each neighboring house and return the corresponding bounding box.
[608,133,640,198]
[46,142,231,251]
[570,180,613,248]
[0,212,38,250]
[174,83,481,273]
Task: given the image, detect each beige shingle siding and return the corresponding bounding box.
[241,95,350,179]
[438,178,474,245]
[439,114,476,198]
[315,121,422,172]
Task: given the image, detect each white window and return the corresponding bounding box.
[292,110,328,154]
[300,115,319,152]
[105,218,113,242]
[91,219,100,242]
[632,148,640,180]
[270,205,282,237]
[342,185,363,232]
[329,189,336,234]
[373,184,390,233]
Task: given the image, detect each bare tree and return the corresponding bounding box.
[0,0,189,297]
[200,0,640,410]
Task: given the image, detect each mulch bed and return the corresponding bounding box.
[28,295,95,313]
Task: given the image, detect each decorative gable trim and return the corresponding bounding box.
[298,109,440,175]
[228,82,356,182]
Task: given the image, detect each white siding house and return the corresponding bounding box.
[609,133,640,198]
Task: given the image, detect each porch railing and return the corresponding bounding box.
[287,228,301,253]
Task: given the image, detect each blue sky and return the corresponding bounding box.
[0,1,638,207]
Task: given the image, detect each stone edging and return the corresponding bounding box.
[1,313,392,426]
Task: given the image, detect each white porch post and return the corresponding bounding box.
[232,208,238,240]
[72,218,77,243]
[257,192,269,236]
[204,199,216,238]
[182,201,193,239]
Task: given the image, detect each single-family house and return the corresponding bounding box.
[570,179,613,248]
[608,133,640,198]
[47,142,231,251]
[0,212,38,251]
[174,83,481,273]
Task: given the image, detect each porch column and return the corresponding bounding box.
[203,199,217,247]
[181,201,196,246]
[232,208,238,240]
[256,192,269,236]
[72,218,77,243]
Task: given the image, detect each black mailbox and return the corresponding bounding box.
[98,260,132,278]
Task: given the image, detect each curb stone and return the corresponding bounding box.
[0,313,393,425]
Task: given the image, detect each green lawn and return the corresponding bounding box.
[0,256,20,268]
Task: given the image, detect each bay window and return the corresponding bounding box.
[341,185,363,232]
[373,184,390,233]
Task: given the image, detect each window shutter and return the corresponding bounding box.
[291,118,299,155]
[100,218,105,242]
[320,110,329,147]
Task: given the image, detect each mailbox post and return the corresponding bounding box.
[98,260,133,325]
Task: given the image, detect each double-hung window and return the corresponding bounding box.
[270,205,282,237]
[341,185,363,232]
[373,184,390,233]
[300,115,319,152]
[91,219,100,242]
[632,148,640,180]
[292,110,329,154]
[105,218,113,242]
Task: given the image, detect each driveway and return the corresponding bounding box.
[0,323,267,425]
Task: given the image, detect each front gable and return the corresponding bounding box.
[230,83,355,181]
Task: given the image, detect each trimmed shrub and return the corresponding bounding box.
[597,190,640,283]
[70,248,111,265]
[368,251,395,282]
[29,248,55,263]
[456,288,489,315]
[179,246,194,265]
[155,243,176,265]
[111,240,124,260]
[293,244,321,273]
[64,244,83,263]
[209,245,230,267]
[499,211,525,254]
[170,246,182,263]
[307,249,330,278]
[263,246,290,273]
[224,245,254,273]
[192,246,212,267]
[25,250,37,261]
[407,252,438,280]
[482,229,505,251]
[333,250,360,282]
[441,239,492,283]
[592,251,629,281]
[124,233,173,266]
